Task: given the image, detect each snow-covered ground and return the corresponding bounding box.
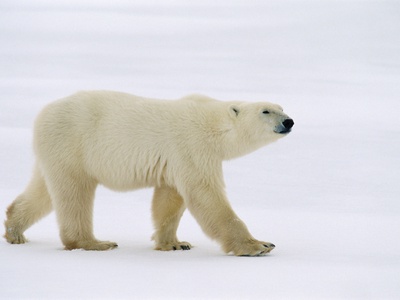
[1,0,400,299]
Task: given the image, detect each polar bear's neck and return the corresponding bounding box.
[221,129,277,160]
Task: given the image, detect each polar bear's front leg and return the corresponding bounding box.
[179,178,275,256]
[151,185,192,251]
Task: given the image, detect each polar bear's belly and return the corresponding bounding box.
[83,149,168,191]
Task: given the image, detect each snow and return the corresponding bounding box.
[1,0,400,299]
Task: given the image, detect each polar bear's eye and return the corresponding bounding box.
[262,110,270,114]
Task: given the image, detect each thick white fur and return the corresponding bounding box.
[4,91,292,256]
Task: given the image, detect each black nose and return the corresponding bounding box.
[282,119,294,129]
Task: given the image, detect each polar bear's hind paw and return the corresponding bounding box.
[64,240,118,251]
[4,226,28,244]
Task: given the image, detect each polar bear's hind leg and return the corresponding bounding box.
[46,171,117,251]
[4,165,53,244]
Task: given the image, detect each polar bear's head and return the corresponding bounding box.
[224,101,294,159]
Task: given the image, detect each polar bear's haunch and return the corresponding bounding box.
[4,91,294,256]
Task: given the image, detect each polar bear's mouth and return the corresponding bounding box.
[276,128,292,134]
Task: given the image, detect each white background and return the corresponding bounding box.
[1,0,400,299]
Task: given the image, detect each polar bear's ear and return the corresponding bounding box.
[229,105,240,118]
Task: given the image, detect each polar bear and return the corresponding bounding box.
[4,91,294,256]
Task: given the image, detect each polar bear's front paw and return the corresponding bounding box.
[155,241,192,251]
[225,239,275,256]
[64,240,118,251]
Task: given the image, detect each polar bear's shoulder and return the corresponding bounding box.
[179,94,219,104]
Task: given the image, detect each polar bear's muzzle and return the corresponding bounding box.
[275,118,294,134]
